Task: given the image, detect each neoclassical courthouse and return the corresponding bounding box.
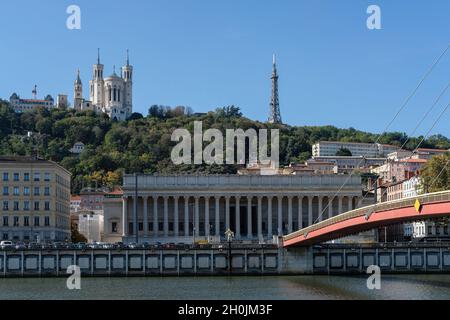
[104,174,364,243]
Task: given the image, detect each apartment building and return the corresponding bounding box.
[0,156,71,242]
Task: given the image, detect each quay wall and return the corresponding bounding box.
[2,245,450,277]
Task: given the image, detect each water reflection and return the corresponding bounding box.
[0,275,450,300]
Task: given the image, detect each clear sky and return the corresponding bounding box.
[0,0,449,137]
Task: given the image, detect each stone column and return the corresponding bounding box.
[257,196,263,240]
[357,197,363,209]
[277,196,283,236]
[195,197,200,237]
[163,196,169,238]
[298,196,303,230]
[338,197,343,215]
[204,197,210,237]
[153,196,158,238]
[349,196,353,211]
[122,196,128,237]
[328,197,333,219]
[143,196,148,239]
[267,196,273,238]
[308,196,313,226]
[318,196,323,222]
[225,196,230,231]
[235,196,241,239]
[174,196,179,238]
[132,196,137,237]
[288,196,293,234]
[247,196,253,238]
[215,197,220,236]
[184,196,189,237]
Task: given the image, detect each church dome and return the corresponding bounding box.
[10,93,19,100]
[45,94,54,101]
[105,65,121,81]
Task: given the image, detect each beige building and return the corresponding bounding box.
[0,156,71,242]
[312,141,398,158]
[9,92,55,113]
[103,174,363,244]
[103,188,124,243]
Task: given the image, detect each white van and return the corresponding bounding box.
[0,241,13,249]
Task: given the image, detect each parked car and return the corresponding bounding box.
[0,241,13,250]
[75,242,87,250]
[128,243,138,249]
[14,242,26,250]
[28,242,41,250]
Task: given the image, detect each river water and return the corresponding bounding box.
[1,275,450,299]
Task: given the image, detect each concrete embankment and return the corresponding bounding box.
[1,244,450,277]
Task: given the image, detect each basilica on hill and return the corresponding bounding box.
[73,49,133,121]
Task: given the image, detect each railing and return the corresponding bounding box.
[284,190,450,242]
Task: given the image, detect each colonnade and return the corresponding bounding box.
[121,194,362,242]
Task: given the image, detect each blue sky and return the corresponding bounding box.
[1,0,449,137]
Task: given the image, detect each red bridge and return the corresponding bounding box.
[283,190,450,247]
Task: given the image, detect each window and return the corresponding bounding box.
[3,216,8,226]
[2,234,8,240]
[436,226,440,235]
[128,222,133,235]
[24,216,29,227]
[34,172,40,182]
[13,187,19,196]
[13,173,19,181]
[112,222,118,233]
[44,173,50,182]
[3,172,8,181]
[44,202,50,211]
[13,201,19,211]
[34,187,40,196]
[428,225,432,235]
[34,202,40,211]
[24,173,29,181]
[34,216,40,227]
[44,216,50,226]
[3,186,8,196]
[3,201,8,211]
[13,216,19,227]
[24,201,29,211]
[44,187,50,196]
[24,187,30,196]
[139,222,143,231]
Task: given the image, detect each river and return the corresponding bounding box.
[1,275,450,299]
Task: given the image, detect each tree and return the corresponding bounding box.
[420,154,450,193]
[336,148,352,156]
[71,223,87,243]
[128,112,144,121]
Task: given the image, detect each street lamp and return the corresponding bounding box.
[225,228,234,273]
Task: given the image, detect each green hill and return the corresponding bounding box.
[1,100,449,194]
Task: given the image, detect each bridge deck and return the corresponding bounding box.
[284,190,450,247]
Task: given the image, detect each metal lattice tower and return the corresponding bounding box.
[268,54,282,124]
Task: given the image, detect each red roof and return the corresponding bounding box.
[107,187,123,195]
[416,148,447,153]
[70,195,81,201]
[402,159,427,163]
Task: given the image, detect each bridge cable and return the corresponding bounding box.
[313,44,450,225]
[363,98,450,206]
[429,158,450,190]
